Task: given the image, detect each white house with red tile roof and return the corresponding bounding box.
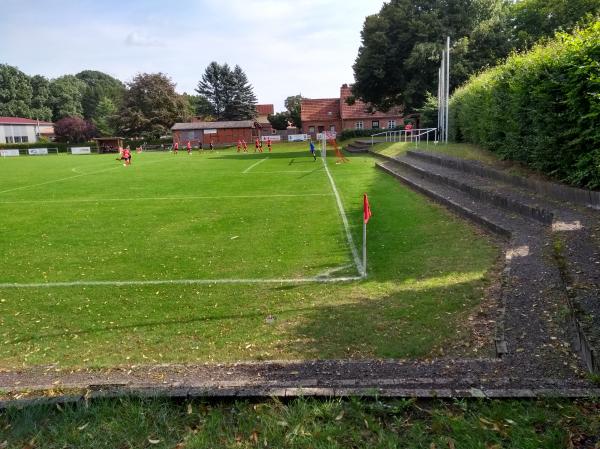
[0,117,55,144]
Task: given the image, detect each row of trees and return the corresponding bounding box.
[0,62,261,141]
[352,0,600,111]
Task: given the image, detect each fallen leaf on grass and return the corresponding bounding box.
[148,438,160,445]
[77,423,89,431]
[335,411,344,421]
[448,438,456,449]
[187,403,193,415]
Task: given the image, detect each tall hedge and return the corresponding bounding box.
[449,21,600,189]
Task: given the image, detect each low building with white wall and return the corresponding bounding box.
[0,117,55,144]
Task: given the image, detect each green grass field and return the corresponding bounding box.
[2,397,599,448]
[0,143,499,368]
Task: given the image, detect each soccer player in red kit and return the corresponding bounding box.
[186,141,192,154]
[242,139,248,152]
[237,140,242,152]
[173,142,179,154]
[122,146,131,166]
[267,138,272,152]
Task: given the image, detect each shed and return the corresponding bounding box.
[95,137,124,153]
[171,120,259,148]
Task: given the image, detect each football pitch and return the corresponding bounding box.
[0,143,499,368]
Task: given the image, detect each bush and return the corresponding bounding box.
[55,117,97,143]
[449,21,600,189]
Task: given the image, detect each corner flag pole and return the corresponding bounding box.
[363,194,372,277]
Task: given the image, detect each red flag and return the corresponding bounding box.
[363,193,372,224]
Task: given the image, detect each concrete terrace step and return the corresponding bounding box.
[374,151,600,375]
[407,150,600,210]
[397,153,555,224]
[1,359,599,405]
[346,140,370,153]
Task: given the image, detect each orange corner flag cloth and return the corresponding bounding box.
[363,193,372,224]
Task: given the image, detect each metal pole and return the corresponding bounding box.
[438,67,442,138]
[362,220,367,277]
[445,36,450,143]
[440,52,445,143]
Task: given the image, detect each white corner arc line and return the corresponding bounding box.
[242,156,269,173]
[321,158,364,277]
[0,276,363,289]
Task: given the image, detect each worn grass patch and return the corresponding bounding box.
[1,397,599,448]
[0,143,499,368]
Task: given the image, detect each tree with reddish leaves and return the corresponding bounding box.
[54,116,97,143]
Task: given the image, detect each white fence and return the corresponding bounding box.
[370,128,438,148]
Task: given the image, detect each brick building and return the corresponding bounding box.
[301,84,405,136]
[255,104,274,134]
[171,120,259,147]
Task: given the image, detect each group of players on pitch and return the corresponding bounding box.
[117,136,319,166]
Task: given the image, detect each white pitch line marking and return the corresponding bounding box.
[245,170,318,174]
[0,158,168,195]
[0,193,333,205]
[0,276,363,289]
[322,157,364,277]
[242,156,269,173]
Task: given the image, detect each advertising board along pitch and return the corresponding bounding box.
[70,147,92,155]
[28,148,48,156]
[288,134,309,142]
[0,149,20,157]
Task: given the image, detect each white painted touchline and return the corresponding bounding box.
[245,170,319,174]
[0,276,364,289]
[0,193,333,205]
[322,158,364,277]
[242,156,269,173]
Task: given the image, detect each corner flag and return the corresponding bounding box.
[363,194,372,224]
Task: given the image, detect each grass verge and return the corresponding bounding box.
[1,397,599,448]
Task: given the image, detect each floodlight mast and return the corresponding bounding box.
[445,36,450,143]
[437,36,450,144]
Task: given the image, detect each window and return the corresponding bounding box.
[21,136,28,143]
[372,120,380,129]
[329,125,335,132]
[388,120,396,129]
[5,136,13,144]
[355,121,363,130]
[13,136,21,143]
[308,126,315,133]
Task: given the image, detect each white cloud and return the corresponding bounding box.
[0,0,387,110]
[124,31,165,47]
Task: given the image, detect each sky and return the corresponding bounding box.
[0,0,386,111]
